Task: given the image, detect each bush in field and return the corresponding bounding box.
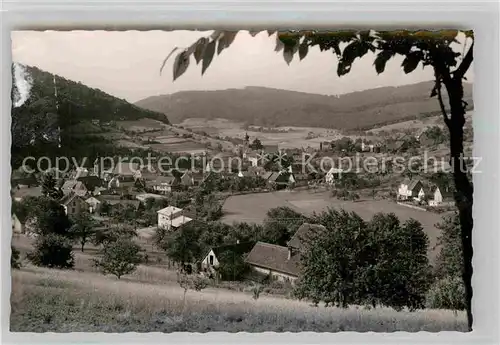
[426,276,466,310]
[11,246,21,269]
[27,233,74,269]
[94,239,142,279]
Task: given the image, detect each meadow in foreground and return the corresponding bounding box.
[11,265,467,333]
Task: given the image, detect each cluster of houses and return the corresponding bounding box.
[397,177,455,207]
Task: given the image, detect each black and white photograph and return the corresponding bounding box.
[9,29,475,333]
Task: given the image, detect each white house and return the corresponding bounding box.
[60,193,87,216]
[157,205,192,230]
[325,167,343,185]
[85,196,101,213]
[397,178,426,201]
[429,184,455,207]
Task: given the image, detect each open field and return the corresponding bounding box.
[11,264,466,332]
[178,118,375,149]
[367,112,473,134]
[117,118,167,132]
[221,190,448,261]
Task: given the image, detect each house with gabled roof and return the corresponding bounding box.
[245,242,301,282]
[245,223,327,283]
[428,183,455,207]
[157,205,192,230]
[60,193,87,216]
[61,180,88,197]
[397,178,426,201]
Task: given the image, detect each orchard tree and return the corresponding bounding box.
[164,29,474,329]
[68,211,96,252]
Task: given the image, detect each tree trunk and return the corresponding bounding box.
[444,78,474,331]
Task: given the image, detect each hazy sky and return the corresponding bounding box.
[11,30,474,103]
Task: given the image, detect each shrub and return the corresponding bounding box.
[426,276,466,310]
[93,239,142,279]
[11,246,21,269]
[27,234,74,269]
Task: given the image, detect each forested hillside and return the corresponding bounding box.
[136,82,473,130]
[11,64,169,167]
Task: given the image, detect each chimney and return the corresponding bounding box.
[288,247,292,260]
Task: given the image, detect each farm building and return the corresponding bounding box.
[147,175,179,193]
[245,242,300,283]
[157,205,192,230]
[428,184,455,207]
[397,178,426,201]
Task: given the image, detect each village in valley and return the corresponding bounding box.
[10,30,474,333]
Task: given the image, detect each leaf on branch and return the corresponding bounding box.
[160,47,179,75]
[279,32,301,65]
[275,35,285,52]
[193,37,208,65]
[337,40,367,76]
[202,40,216,75]
[401,51,422,74]
[299,42,309,61]
[220,31,238,50]
[373,51,393,74]
[173,51,190,81]
[217,33,226,55]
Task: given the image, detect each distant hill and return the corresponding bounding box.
[11,64,170,167]
[135,82,473,130]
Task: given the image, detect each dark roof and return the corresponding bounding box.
[209,241,256,260]
[60,193,85,206]
[401,177,411,186]
[261,171,274,180]
[245,242,300,277]
[407,179,423,191]
[77,176,104,191]
[287,223,326,250]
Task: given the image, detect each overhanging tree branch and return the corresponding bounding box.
[453,42,474,80]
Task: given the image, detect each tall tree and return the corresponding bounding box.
[165,30,474,329]
[68,211,96,252]
[41,172,63,200]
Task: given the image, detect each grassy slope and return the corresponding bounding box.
[135,82,473,130]
[10,234,466,332]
